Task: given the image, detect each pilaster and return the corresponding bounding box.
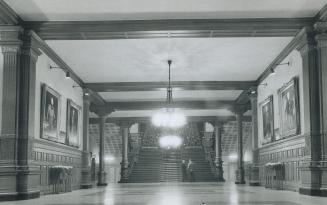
[297,27,327,196]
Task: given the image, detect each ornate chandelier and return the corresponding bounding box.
[152,60,186,128]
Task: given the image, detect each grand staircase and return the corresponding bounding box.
[127,147,162,183]
[127,147,216,183]
[181,147,217,182]
[160,150,182,182]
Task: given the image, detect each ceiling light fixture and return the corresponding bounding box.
[151,60,186,128]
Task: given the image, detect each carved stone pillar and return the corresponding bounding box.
[249,91,260,186]
[80,91,92,188]
[297,25,327,196]
[0,28,41,200]
[120,122,130,182]
[214,121,225,182]
[97,115,107,186]
[16,31,42,199]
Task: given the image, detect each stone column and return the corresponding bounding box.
[0,27,22,199]
[235,111,245,184]
[120,122,130,182]
[0,28,42,200]
[80,90,92,188]
[97,115,107,186]
[249,91,260,186]
[214,121,225,182]
[297,25,327,196]
[16,31,42,199]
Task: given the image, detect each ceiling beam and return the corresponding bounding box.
[89,115,252,124]
[23,18,314,40]
[85,81,257,92]
[106,100,235,111]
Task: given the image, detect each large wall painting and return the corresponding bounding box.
[40,84,61,141]
[260,95,274,144]
[66,99,81,147]
[278,77,300,138]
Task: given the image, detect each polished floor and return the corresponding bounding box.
[1,182,327,205]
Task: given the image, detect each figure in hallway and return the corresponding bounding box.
[187,159,195,182]
[181,160,187,182]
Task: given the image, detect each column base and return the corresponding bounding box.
[97,171,107,187]
[299,188,327,197]
[249,182,260,186]
[80,184,93,189]
[0,191,40,201]
[97,183,108,187]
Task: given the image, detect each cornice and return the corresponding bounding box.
[257,27,315,84]
[0,0,21,25]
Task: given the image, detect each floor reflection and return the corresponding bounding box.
[1,182,327,205]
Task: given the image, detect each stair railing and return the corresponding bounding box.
[127,133,141,178]
[202,132,218,178]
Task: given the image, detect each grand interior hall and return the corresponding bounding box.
[1,0,327,204]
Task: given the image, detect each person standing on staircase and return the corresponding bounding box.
[187,159,195,182]
[181,160,187,182]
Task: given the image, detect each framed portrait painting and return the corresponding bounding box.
[278,77,300,138]
[260,95,274,144]
[66,99,81,147]
[40,84,61,141]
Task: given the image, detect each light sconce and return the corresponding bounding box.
[49,65,71,79]
[65,71,71,79]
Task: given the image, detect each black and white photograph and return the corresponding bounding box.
[40,83,61,141]
[1,0,327,204]
[278,77,300,138]
[66,99,80,147]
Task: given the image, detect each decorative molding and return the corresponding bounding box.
[106,100,236,111]
[257,27,314,83]
[0,26,22,46]
[88,115,252,124]
[27,30,84,87]
[85,81,257,92]
[23,18,314,40]
[315,3,327,21]
[0,0,21,25]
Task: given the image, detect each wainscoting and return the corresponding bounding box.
[32,138,82,195]
[259,135,305,191]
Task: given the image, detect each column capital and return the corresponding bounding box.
[0,26,23,47]
[296,27,317,56]
[118,121,132,129]
[21,30,42,62]
[229,104,249,116]
[314,21,327,34]
[213,120,224,129]
[90,105,114,118]
[315,34,327,49]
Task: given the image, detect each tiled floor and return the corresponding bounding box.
[1,182,327,205]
